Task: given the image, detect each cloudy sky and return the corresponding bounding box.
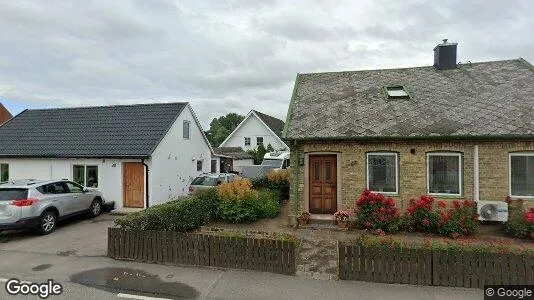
[0,0,533,127]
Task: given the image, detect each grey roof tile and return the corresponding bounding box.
[284,59,534,140]
[253,110,285,138]
[0,102,187,157]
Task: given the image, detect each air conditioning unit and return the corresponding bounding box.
[476,201,508,222]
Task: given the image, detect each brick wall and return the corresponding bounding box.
[289,140,534,213]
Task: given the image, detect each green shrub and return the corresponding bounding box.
[217,188,281,223]
[255,189,281,218]
[251,170,290,203]
[114,192,219,232]
[504,198,530,239]
[436,200,478,238]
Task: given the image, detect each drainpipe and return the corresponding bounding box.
[141,159,150,208]
[474,145,479,202]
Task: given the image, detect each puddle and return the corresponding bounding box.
[32,264,53,271]
[57,250,78,256]
[70,268,199,299]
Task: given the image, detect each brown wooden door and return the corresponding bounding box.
[309,155,337,214]
[123,162,144,208]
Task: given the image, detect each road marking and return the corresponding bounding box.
[0,278,31,284]
[117,293,172,300]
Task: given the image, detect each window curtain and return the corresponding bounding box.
[429,155,460,194]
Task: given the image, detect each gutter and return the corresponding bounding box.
[141,158,150,208]
[474,145,480,202]
[283,134,534,143]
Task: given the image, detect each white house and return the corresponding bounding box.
[0,102,213,210]
[219,110,288,152]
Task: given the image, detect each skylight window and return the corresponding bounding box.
[384,85,410,100]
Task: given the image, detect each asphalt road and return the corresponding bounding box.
[0,213,483,299]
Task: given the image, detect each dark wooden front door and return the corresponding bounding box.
[123,162,144,208]
[309,155,337,214]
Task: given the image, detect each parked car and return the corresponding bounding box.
[0,179,109,235]
[241,151,290,179]
[188,173,241,195]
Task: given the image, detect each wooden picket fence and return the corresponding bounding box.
[338,242,534,288]
[107,228,296,275]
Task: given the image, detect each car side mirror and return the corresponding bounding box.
[82,188,90,193]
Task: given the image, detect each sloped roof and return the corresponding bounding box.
[283,58,534,140]
[0,102,187,158]
[214,147,253,160]
[252,110,285,138]
[0,103,13,125]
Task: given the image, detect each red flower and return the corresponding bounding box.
[406,206,415,215]
[364,221,372,229]
[452,200,461,209]
[523,212,534,224]
[437,200,447,208]
[422,218,430,227]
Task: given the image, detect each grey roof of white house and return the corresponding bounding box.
[283,58,534,140]
[0,102,187,158]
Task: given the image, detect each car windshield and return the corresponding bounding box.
[261,159,283,168]
[191,176,218,186]
[0,188,28,201]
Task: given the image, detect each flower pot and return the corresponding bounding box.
[337,221,348,229]
[298,219,309,227]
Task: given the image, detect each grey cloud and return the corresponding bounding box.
[0,0,533,127]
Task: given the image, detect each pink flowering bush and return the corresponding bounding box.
[436,199,478,238]
[405,195,440,233]
[504,197,534,240]
[355,189,400,232]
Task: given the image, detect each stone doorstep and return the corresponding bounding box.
[110,207,144,215]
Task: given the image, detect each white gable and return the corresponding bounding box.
[220,112,288,151]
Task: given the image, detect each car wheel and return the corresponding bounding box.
[88,199,102,218]
[38,211,57,235]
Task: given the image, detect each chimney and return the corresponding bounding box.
[433,39,457,70]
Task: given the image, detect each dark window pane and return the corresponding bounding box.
[511,156,534,196]
[73,165,85,186]
[66,182,83,193]
[314,162,321,181]
[0,188,28,201]
[197,160,203,172]
[0,164,8,182]
[368,154,397,193]
[257,137,263,146]
[244,137,251,146]
[183,121,190,139]
[428,155,460,194]
[325,162,331,181]
[86,166,98,187]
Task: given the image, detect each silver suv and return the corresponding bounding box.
[0,179,107,235]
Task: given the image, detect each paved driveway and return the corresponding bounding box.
[0,213,116,257]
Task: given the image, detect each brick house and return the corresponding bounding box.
[282,40,534,216]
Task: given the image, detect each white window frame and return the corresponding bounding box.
[72,165,99,187]
[366,152,399,194]
[183,120,190,140]
[244,137,251,146]
[509,152,534,199]
[426,152,462,197]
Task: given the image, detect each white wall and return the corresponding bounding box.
[0,157,143,210]
[233,158,255,172]
[149,104,212,206]
[220,114,288,151]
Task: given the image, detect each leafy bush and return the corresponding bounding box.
[114,194,217,232]
[355,189,400,232]
[504,197,531,239]
[406,195,440,233]
[251,169,290,203]
[216,180,281,223]
[436,200,478,238]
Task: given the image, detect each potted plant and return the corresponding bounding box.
[297,211,311,227]
[334,210,350,228]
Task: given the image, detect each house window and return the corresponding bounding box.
[0,164,8,182]
[183,120,190,139]
[510,153,534,197]
[257,137,264,147]
[73,165,99,187]
[384,85,410,99]
[244,137,251,146]
[366,153,398,194]
[211,159,217,173]
[197,160,203,172]
[427,153,462,195]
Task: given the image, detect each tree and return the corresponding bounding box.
[204,113,245,147]
[246,144,268,164]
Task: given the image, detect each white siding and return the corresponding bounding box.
[149,104,212,206]
[0,157,143,210]
[221,114,287,151]
[233,158,255,172]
